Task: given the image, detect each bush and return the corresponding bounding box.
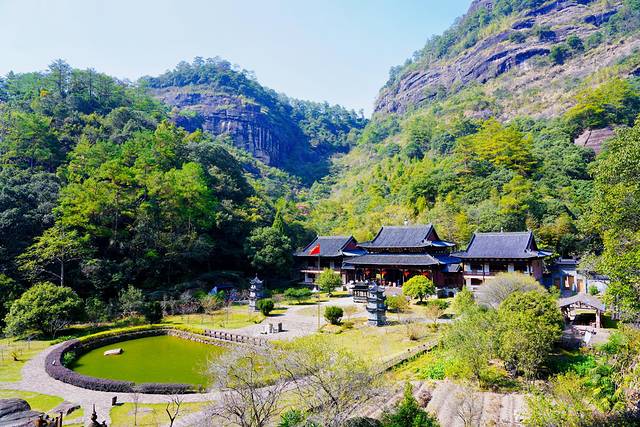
[256,298,275,316]
[143,301,163,324]
[316,268,342,295]
[425,299,449,310]
[284,287,312,304]
[549,44,570,65]
[588,285,599,296]
[380,383,439,426]
[324,306,343,325]
[386,295,409,312]
[450,287,475,315]
[62,351,76,367]
[509,32,526,43]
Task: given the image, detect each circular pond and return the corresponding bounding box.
[69,335,226,386]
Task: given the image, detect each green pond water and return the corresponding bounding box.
[70,335,226,386]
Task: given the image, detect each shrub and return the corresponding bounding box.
[143,301,163,324]
[588,285,599,296]
[386,295,409,313]
[62,351,76,367]
[476,272,544,309]
[316,268,342,295]
[425,299,449,310]
[256,298,275,316]
[419,359,446,380]
[380,383,439,426]
[118,285,145,317]
[509,32,526,43]
[566,35,584,52]
[549,44,570,65]
[450,287,475,315]
[324,306,343,325]
[284,288,312,304]
[278,409,306,427]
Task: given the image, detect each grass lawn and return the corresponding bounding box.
[164,304,267,329]
[283,321,437,364]
[0,390,64,413]
[110,401,208,427]
[0,339,51,382]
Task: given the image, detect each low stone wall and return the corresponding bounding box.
[45,327,257,394]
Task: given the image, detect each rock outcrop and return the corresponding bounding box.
[374,0,637,118]
[151,87,300,167]
[0,398,46,427]
[573,127,615,154]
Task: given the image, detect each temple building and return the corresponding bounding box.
[342,224,463,296]
[545,258,609,296]
[452,231,551,290]
[293,235,364,285]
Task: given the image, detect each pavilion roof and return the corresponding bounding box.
[358,224,454,250]
[558,294,606,312]
[452,231,551,260]
[294,235,356,258]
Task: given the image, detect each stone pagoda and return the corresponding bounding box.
[366,282,386,326]
[249,275,264,312]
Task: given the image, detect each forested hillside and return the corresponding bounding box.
[144,58,367,183]
[0,61,316,325]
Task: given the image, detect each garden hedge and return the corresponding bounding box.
[45,327,204,394]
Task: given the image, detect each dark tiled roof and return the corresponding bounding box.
[558,294,606,312]
[358,224,454,249]
[343,253,440,267]
[452,231,549,259]
[295,236,355,257]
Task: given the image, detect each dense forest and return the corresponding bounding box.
[0,61,319,326]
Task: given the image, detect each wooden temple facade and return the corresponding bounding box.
[295,226,556,297]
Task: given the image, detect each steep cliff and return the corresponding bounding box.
[375,0,640,119]
[143,59,366,183]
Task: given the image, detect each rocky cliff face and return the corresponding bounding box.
[375,0,638,118]
[151,87,299,166]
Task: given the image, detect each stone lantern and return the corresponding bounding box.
[366,282,386,326]
[249,275,264,312]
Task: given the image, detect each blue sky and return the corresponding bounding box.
[0,0,471,115]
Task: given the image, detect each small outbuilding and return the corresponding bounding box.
[558,293,606,329]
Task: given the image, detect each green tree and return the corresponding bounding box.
[18,224,89,286]
[450,287,475,315]
[587,121,640,318]
[118,285,145,318]
[4,282,82,337]
[442,308,497,383]
[402,276,435,303]
[245,226,292,277]
[143,301,163,324]
[565,78,640,134]
[381,383,439,427]
[316,268,342,295]
[497,290,563,379]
